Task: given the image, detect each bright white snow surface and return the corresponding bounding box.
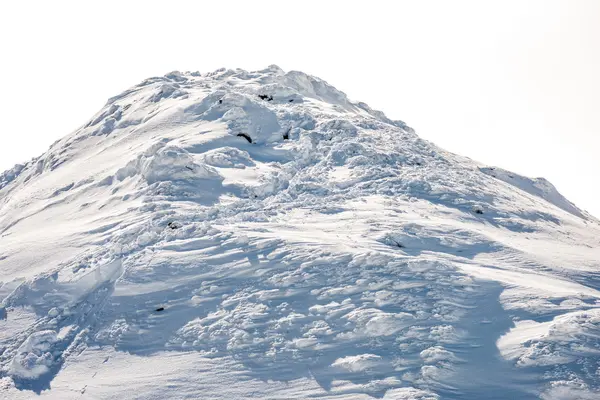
[1,65,599,399]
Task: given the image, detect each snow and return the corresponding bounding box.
[8,331,58,380]
[332,354,384,373]
[1,65,600,399]
[480,166,590,220]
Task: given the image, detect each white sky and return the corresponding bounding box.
[1,0,598,217]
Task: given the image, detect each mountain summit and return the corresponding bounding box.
[1,66,599,399]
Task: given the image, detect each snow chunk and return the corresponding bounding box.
[185,92,281,143]
[47,307,60,318]
[291,337,318,349]
[199,147,255,168]
[419,346,457,364]
[383,387,439,400]
[332,354,383,372]
[341,308,414,338]
[9,330,59,379]
[149,83,187,102]
[319,119,358,137]
[116,141,222,184]
[428,325,461,344]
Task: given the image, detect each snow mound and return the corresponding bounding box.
[419,346,458,364]
[283,71,354,109]
[199,147,256,168]
[116,141,222,184]
[498,309,600,367]
[8,331,58,380]
[332,354,384,373]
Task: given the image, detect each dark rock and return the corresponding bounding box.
[237,133,253,143]
[258,94,274,101]
[168,221,182,230]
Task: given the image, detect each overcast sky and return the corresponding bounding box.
[1,0,598,217]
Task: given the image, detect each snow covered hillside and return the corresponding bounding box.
[1,65,599,399]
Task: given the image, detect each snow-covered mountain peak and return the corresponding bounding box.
[1,67,599,399]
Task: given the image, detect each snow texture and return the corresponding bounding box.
[1,65,599,399]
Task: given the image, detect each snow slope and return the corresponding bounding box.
[1,65,599,399]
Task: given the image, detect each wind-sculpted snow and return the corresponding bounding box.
[480,166,590,220]
[0,66,599,399]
